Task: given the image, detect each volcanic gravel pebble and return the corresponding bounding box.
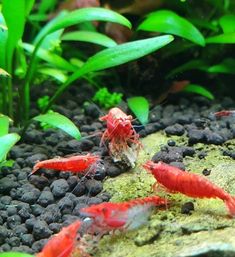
[50,179,69,198]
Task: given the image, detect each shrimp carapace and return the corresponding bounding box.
[36,220,82,257]
[143,161,235,217]
[80,195,168,234]
[31,153,101,176]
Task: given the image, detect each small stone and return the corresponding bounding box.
[32,238,48,252]
[57,197,74,215]
[48,223,62,233]
[6,236,21,247]
[188,129,205,144]
[85,180,103,196]
[20,233,35,246]
[37,191,55,207]
[0,177,18,194]
[202,168,211,176]
[32,220,52,240]
[6,206,17,216]
[7,214,22,229]
[21,189,41,204]
[13,224,28,237]
[169,162,185,170]
[165,124,185,136]
[106,165,122,177]
[31,204,44,216]
[29,175,49,190]
[50,179,69,198]
[84,103,100,118]
[0,225,9,244]
[25,153,48,168]
[167,139,176,147]
[181,202,194,214]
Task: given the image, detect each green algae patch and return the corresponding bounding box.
[97,132,235,257]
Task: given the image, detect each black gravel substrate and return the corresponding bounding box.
[0,84,235,254]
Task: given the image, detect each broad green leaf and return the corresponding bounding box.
[0,114,11,136]
[0,159,14,168]
[0,133,20,163]
[41,29,64,51]
[189,18,218,32]
[22,43,76,72]
[0,68,10,77]
[166,60,208,78]
[28,13,48,22]
[127,97,149,125]
[2,0,26,72]
[0,12,8,68]
[62,31,117,47]
[33,112,81,140]
[45,35,174,111]
[25,0,35,16]
[34,8,131,46]
[70,58,84,68]
[38,0,56,14]
[0,253,34,257]
[219,14,235,33]
[206,32,235,43]
[138,10,205,46]
[37,67,68,83]
[183,84,214,100]
[208,58,235,74]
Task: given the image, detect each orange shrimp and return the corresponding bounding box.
[30,153,100,176]
[100,107,142,155]
[143,161,235,216]
[213,110,235,118]
[36,220,84,257]
[80,196,168,234]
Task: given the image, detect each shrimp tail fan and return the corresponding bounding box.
[225,196,235,217]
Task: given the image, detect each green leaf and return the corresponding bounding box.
[0,159,14,168]
[127,97,149,125]
[166,60,208,78]
[183,84,214,100]
[41,29,64,51]
[206,32,235,43]
[45,35,174,111]
[138,10,205,46]
[189,18,218,32]
[208,58,235,74]
[2,0,26,72]
[34,8,132,46]
[33,112,81,140]
[38,0,56,14]
[0,12,8,68]
[0,114,11,136]
[219,14,235,33]
[37,67,68,83]
[0,68,10,77]
[25,0,35,16]
[0,133,20,163]
[0,252,34,257]
[22,43,76,72]
[62,31,117,47]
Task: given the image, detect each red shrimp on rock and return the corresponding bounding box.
[30,153,101,176]
[80,196,168,235]
[36,220,89,257]
[143,161,235,217]
[100,107,142,167]
[213,110,235,118]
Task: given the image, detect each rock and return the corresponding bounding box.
[20,234,35,246]
[0,177,18,194]
[85,180,103,196]
[165,124,185,136]
[7,215,22,229]
[50,179,69,198]
[181,202,194,214]
[37,191,54,207]
[25,153,48,168]
[29,175,49,190]
[32,220,52,240]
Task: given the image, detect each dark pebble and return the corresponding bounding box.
[6,206,17,216]
[37,191,55,207]
[24,130,44,144]
[167,140,176,147]
[12,245,34,254]
[106,165,123,177]
[21,188,41,204]
[169,162,185,170]
[1,243,11,251]
[0,177,18,194]
[6,236,21,247]
[18,207,31,221]
[50,179,69,198]
[94,165,106,180]
[25,153,48,168]
[0,195,12,205]
[0,225,9,244]
[32,238,48,252]
[32,220,52,240]
[205,131,224,145]
[29,175,49,190]
[85,180,103,196]
[62,214,81,225]
[71,180,86,197]
[198,151,207,159]
[31,204,45,216]
[187,129,205,144]
[67,176,78,190]
[165,124,185,136]
[13,224,28,237]
[84,103,100,119]
[202,168,211,176]
[72,203,88,216]
[181,202,194,214]
[7,215,22,229]
[20,234,35,246]
[57,197,74,215]
[40,204,61,224]
[80,139,94,151]
[48,223,62,233]
[152,151,183,163]
[25,218,37,231]
[0,210,8,221]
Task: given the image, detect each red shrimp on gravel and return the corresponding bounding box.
[80,196,168,234]
[143,161,235,217]
[30,153,101,176]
